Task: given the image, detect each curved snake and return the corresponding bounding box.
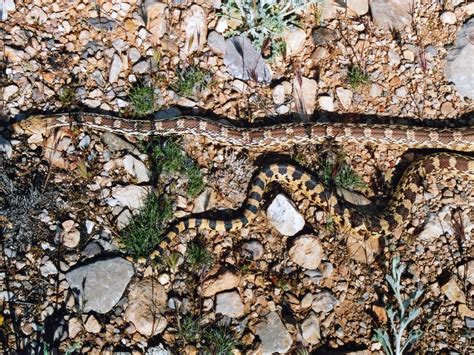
[11,113,474,262]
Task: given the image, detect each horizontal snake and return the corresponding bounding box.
[11,113,474,262]
[12,112,474,151]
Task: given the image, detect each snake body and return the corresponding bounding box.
[11,113,474,261]
[13,112,474,151]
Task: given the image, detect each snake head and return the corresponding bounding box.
[12,115,51,135]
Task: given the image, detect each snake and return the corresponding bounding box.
[11,113,474,261]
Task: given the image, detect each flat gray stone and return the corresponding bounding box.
[256,311,293,353]
[224,35,271,83]
[445,18,474,99]
[66,257,134,313]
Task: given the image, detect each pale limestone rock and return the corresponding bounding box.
[125,278,168,336]
[289,234,324,270]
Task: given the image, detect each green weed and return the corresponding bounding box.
[177,315,202,344]
[119,194,173,259]
[153,139,204,198]
[58,86,76,107]
[129,84,157,117]
[172,66,209,98]
[204,326,239,354]
[348,65,370,90]
[321,159,365,190]
[186,241,213,272]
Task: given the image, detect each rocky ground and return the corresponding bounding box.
[1,0,474,354]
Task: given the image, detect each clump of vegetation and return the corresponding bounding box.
[204,325,239,354]
[119,194,173,259]
[177,315,202,345]
[58,86,76,107]
[374,257,424,355]
[222,0,320,52]
[129,84,157,117]
[321,158,365,190]
[153,139,205,198]
[172,66,209,98]
[186,241,214,272]
[348,65,370,90]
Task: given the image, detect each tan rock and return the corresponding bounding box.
[458,304,474,319]
[289,234,323,270]
[202,266,240,297]
[347,234,380,263]
[147,2,168,45]
[84,315,101,334]
[293,77,318,117]
[68,317,82,338]
[124,278,168,336]
[441,277,466,304]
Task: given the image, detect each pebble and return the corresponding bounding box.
[109,53,123,83]
[132,61,150,74]
[266,194,305,236]
[293,77,318,116]
[312,28,337,45]
[84,315,101,334]
[301,311,321,344]
[123,155,150,183]
[445,18,474,99]
[110,185,151,211]
[289,234,324,270]
[66,257,134,313]
[319,95,335,112]
[272,84,286,105]
[224,35,272,83]
[284,28,306,56]
[370,0,413,30]
[40,260,58,277]
[207,31,226,56]
[215,291,245,318]
[440,11,456,25]
[124,279,168,336]
[241,240,264,261]
[255,311,293,354]
[4,84,19,100]
[441,277,466,304]
[202,266,240,297]
[312,290,338,314]
[336,87,353,109]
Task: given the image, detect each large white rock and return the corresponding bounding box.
[111,185,151,211]
[109,53,123,83]
[266,194,305,236]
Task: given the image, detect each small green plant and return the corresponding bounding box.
[222,0,320,52]
[321,158,365,190]
[204,326,239,354]
[348,65,370,90]
[129,84,156,117]
[373,257,424,355]
[120,194,173,259]
[58,86,76,107]
[164,251,182,272]
[153,139,205,197]
[75,159,93,180]
[172,66,209,98]
[186,241,213,272]
[177,315,203,344]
